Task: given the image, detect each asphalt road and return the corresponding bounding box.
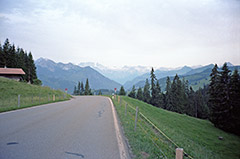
[0,96,127,159]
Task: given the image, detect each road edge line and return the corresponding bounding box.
[108,97,129,159]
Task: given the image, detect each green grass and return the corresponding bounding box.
[112,96,240,159]
[0,77,72,112]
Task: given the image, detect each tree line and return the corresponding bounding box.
[0,38,41,85]
[209,63,240,135]
[73,78,92,95]
[121,63,239,135]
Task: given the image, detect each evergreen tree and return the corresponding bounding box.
[2,38,10,67]
[153,81,163,108]
[17,49,26,80]
[150,67,157,105]
[229,69,240,135]
[128,85,136,98]
[84,78,91,95]
[73,86,77,95]
[181,78,189,113]
[195,88,209,119]
[119,86,126,95]
[0,43,4,67]
[24,52,29,82]
[136,87,143,101]
[165,76,172,110]
[209,64,221,126]
[98,90,102,95]
[77,81,81,95]
[187,86,195,117]
[9,44,17,68]
[143,79,151,103]
[211,63,230,130]
[80,82,84,95]
[217,63,233,131]
[28,52,37,83]
[171,74,184,113]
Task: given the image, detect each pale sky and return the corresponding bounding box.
[0,0,239,68]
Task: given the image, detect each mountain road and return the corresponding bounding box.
[0,96,129,159]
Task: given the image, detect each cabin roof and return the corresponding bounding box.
[0,68,25,75]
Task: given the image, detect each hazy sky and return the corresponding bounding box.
[0,0,239,68]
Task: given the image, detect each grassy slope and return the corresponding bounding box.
[0,77,71,112]
[114,96,240,159]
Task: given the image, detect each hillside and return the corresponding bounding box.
[113,96,240,159]
[0,77,71,112]
[133,65,240,91]
[36,58,121,94]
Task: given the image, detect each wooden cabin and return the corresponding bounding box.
[0,68,25,81]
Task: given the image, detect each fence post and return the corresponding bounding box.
[125,103,127,116]
[120,96,121,106]
[18,95,20,107]
[176,148,183,159]
[118,96,120,103]
[32,95,33,104]
[39,94,41,103]
[48,94,50,102]
[53,94,55,101]
[134,107,139,132]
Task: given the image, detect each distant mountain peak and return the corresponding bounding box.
[226,62,234,67]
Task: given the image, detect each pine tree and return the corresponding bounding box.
[209,64,221,126]
[195,88,209,119]
[150,67,157,105]
[77,81,81,95]
[128,85,136,98]
[136,87,143,101]
[73,86,77,95]
[98,90,102,95]
[229,69,240,135]
[28,52,37,83]
[9,44,17,68]
[187,86,195,117]
[165,76,172,110]
[17,49,26,80]
[143,79,151,103]
[168,74,185,113]
[216,63,231,130]
[0,43,4,67]
[2,38,10,67]
[182,78,189,113]
[80,82,84,95]
[153,81,164,108]
[119,86,126,95]
[84,78,90,95]
[24,52,30,82]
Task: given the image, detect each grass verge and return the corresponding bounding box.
[0,77,71,113]
[111,95,240,159]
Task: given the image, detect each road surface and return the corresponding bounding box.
[0,96,129,159]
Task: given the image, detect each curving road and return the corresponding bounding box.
[0,96,129,159]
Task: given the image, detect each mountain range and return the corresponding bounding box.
[36,58,239,94]
[132,63,239,91]
[36,58,121,94]
[78,62,151,84]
